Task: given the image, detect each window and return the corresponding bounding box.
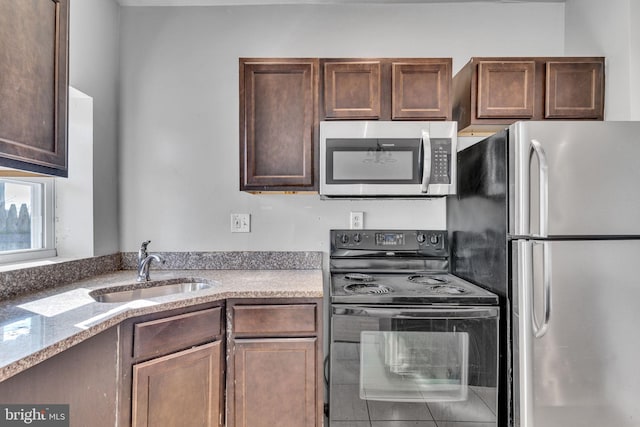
[0,178,55,264]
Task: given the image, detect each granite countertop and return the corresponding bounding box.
[0,268,323,382]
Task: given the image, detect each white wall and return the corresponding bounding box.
[118,3,565,252]
[69,0,121,255]
[564,0,637,120]
[631,1,640,119]
[56,88,94,259]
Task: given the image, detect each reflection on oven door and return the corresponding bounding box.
[360,331,469,402]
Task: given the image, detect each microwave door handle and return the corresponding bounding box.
[421,130,431,193]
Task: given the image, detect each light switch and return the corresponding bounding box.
[230,213,250,233]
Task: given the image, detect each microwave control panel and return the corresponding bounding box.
[430,139,451,184]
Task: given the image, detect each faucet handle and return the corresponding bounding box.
[138,240,151,261]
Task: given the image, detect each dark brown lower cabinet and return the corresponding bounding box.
[119,302,225,427]
[132,340,223,427]
[0,327,119,427]
[0,298,325,427]
[226,298,323,427]
[232,338,317,427]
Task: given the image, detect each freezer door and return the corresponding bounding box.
[509,121,640,237]
[512,239,640,427]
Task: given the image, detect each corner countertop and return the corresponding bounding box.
[0,268,323,382]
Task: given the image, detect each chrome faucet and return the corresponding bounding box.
[137,240,165,282]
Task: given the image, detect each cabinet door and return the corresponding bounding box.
[477,60,535,119]
[132,341,223,427]
[324,61,381,119]
[545,60,604,119]
[392,60,451,120]
[231,338,318,427]
[240,59,317,191]
[0,0,69,176]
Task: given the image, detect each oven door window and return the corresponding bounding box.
[360,331,469,402]
[326,138,421,184]
[330,305,498,425]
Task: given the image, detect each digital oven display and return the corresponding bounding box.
[375,232,405,246]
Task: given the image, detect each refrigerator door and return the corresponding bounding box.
[509,121,640,237]
[512,239,640,427]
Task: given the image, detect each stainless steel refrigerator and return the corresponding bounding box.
[447,121,640,427]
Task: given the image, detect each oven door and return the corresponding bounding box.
[329,304,499,426]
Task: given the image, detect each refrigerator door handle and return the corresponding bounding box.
[518,239,553,427]
[518,240,535,427]
[421,129,431,193]
[532,240,552,338]
[530,139,549,237]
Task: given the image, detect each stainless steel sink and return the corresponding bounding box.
[90,278,216,303]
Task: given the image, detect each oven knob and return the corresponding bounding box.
[340,234,350,244]
[416,233,427,244]
[353,233,362,243]
[429,234,440,245]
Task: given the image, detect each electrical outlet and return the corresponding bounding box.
[230,213,251,233]
[350,211,364,229]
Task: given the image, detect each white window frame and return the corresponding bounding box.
[0,177,56,264]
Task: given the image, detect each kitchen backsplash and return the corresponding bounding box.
[120,251,322,270]
[0,254,121,301]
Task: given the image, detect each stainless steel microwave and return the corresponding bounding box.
[320,121,457,197]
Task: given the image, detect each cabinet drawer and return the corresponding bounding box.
[133,307,222,359]
[233,304,317,337]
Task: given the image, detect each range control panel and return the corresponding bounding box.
[331,229,447,256]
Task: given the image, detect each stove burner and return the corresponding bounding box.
[344,283,390,295]
[344,273,374,282]
[407,274,450,285]
[428,284,468,294]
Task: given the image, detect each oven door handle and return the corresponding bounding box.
[332,305,498,319]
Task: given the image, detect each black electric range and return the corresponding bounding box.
[329,229,498,306]
[327,230,500,427]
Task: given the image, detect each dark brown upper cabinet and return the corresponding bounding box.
[545,60,604,119]
[240,58,318,192]
[0,0,69,177]
[392,60,452,120]
[453,57,605,134]
[323,61,381,119]
[320,58,452,121]
[476,60,535,119]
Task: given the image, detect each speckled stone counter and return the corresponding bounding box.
[0,266,323,382]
